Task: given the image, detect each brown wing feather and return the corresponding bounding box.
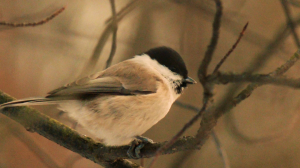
[47,59,159,98]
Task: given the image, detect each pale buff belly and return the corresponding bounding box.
[58,92,174,146]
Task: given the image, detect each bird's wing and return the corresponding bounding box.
[46,76,155,99]
[0,75,156,109]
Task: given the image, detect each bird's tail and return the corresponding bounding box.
[0,97,59,109]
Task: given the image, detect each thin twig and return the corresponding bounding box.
[245,15,292,73]
[174,0,289,56]
[1,44,299,166]
[147,102,209,168]
[287,0,300,7]
[222,49,300,143]
[105,0,140,24]
[233,48,300,106]
[175,102,230,168]
[211,129,230,168]
[281,0,300,47]
[192,48,300,154]
[0,7,65,27]
[198,0,223,104]
[148,1,222,167]
[80,24,112,76]
[194,50,299,149]
[183,0,223,158]
[213,22,249,74]
[205,17,300,146]
[209,72,300,89]
[175,101,200,112]
[0,90,201,163]
[198,0,222,81]
[80,0,139,76]
[105,0,118,68]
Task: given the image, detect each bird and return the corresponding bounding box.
[0,46,196,158]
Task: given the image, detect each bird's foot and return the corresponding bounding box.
[127,136,154,159]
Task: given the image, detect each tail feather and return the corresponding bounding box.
[0,97,59,109]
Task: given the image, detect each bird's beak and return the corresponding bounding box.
[183,77,197,84]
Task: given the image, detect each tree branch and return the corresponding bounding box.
[213,22,248,74]
[209,72,300,90]
[198,0,222,81]
[1,38,299,168]
[0,7,65,27]
[80,0,140,76]
[186,47,300,154]
[105,0,118,69]
[0,91,140,168]
[281,0,300,47]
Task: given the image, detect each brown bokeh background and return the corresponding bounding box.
[1,0,300,167]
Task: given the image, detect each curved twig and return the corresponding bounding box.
[0,7,65,27]
[80,0,140,76]
[105,0,118,68]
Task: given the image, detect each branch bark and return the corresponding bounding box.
[0,91,141,168]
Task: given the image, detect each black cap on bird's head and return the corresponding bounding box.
[144,46,196,85]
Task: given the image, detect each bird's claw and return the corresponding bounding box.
[127,136,153,159]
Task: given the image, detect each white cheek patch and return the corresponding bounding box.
[132,55,184,99]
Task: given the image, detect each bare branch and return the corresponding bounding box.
[213,22,248,74]
[233,48,300,106]
[80,0,140,76]
[175,102,230,168]
[223,48,300,143]
[281,0,300,47]
[0,91,141,168]
[245,20,292,73]
[147,102,208,168]
[105,0,140,24]
[148,1,223,167]
[105,0,118,69]
[0,91,205,166]
[2,43,298,167]
[198,0,222,81]
[287,0,300,7]
[3,2,300,168]
[0,7,65,27]
[209,73,300,90]
[191,48,300,156]
[197,0,223,105]
[175,101,200,112]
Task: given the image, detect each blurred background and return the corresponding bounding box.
[1,0,300,167]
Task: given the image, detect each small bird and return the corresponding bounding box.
[0,46,196,158]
